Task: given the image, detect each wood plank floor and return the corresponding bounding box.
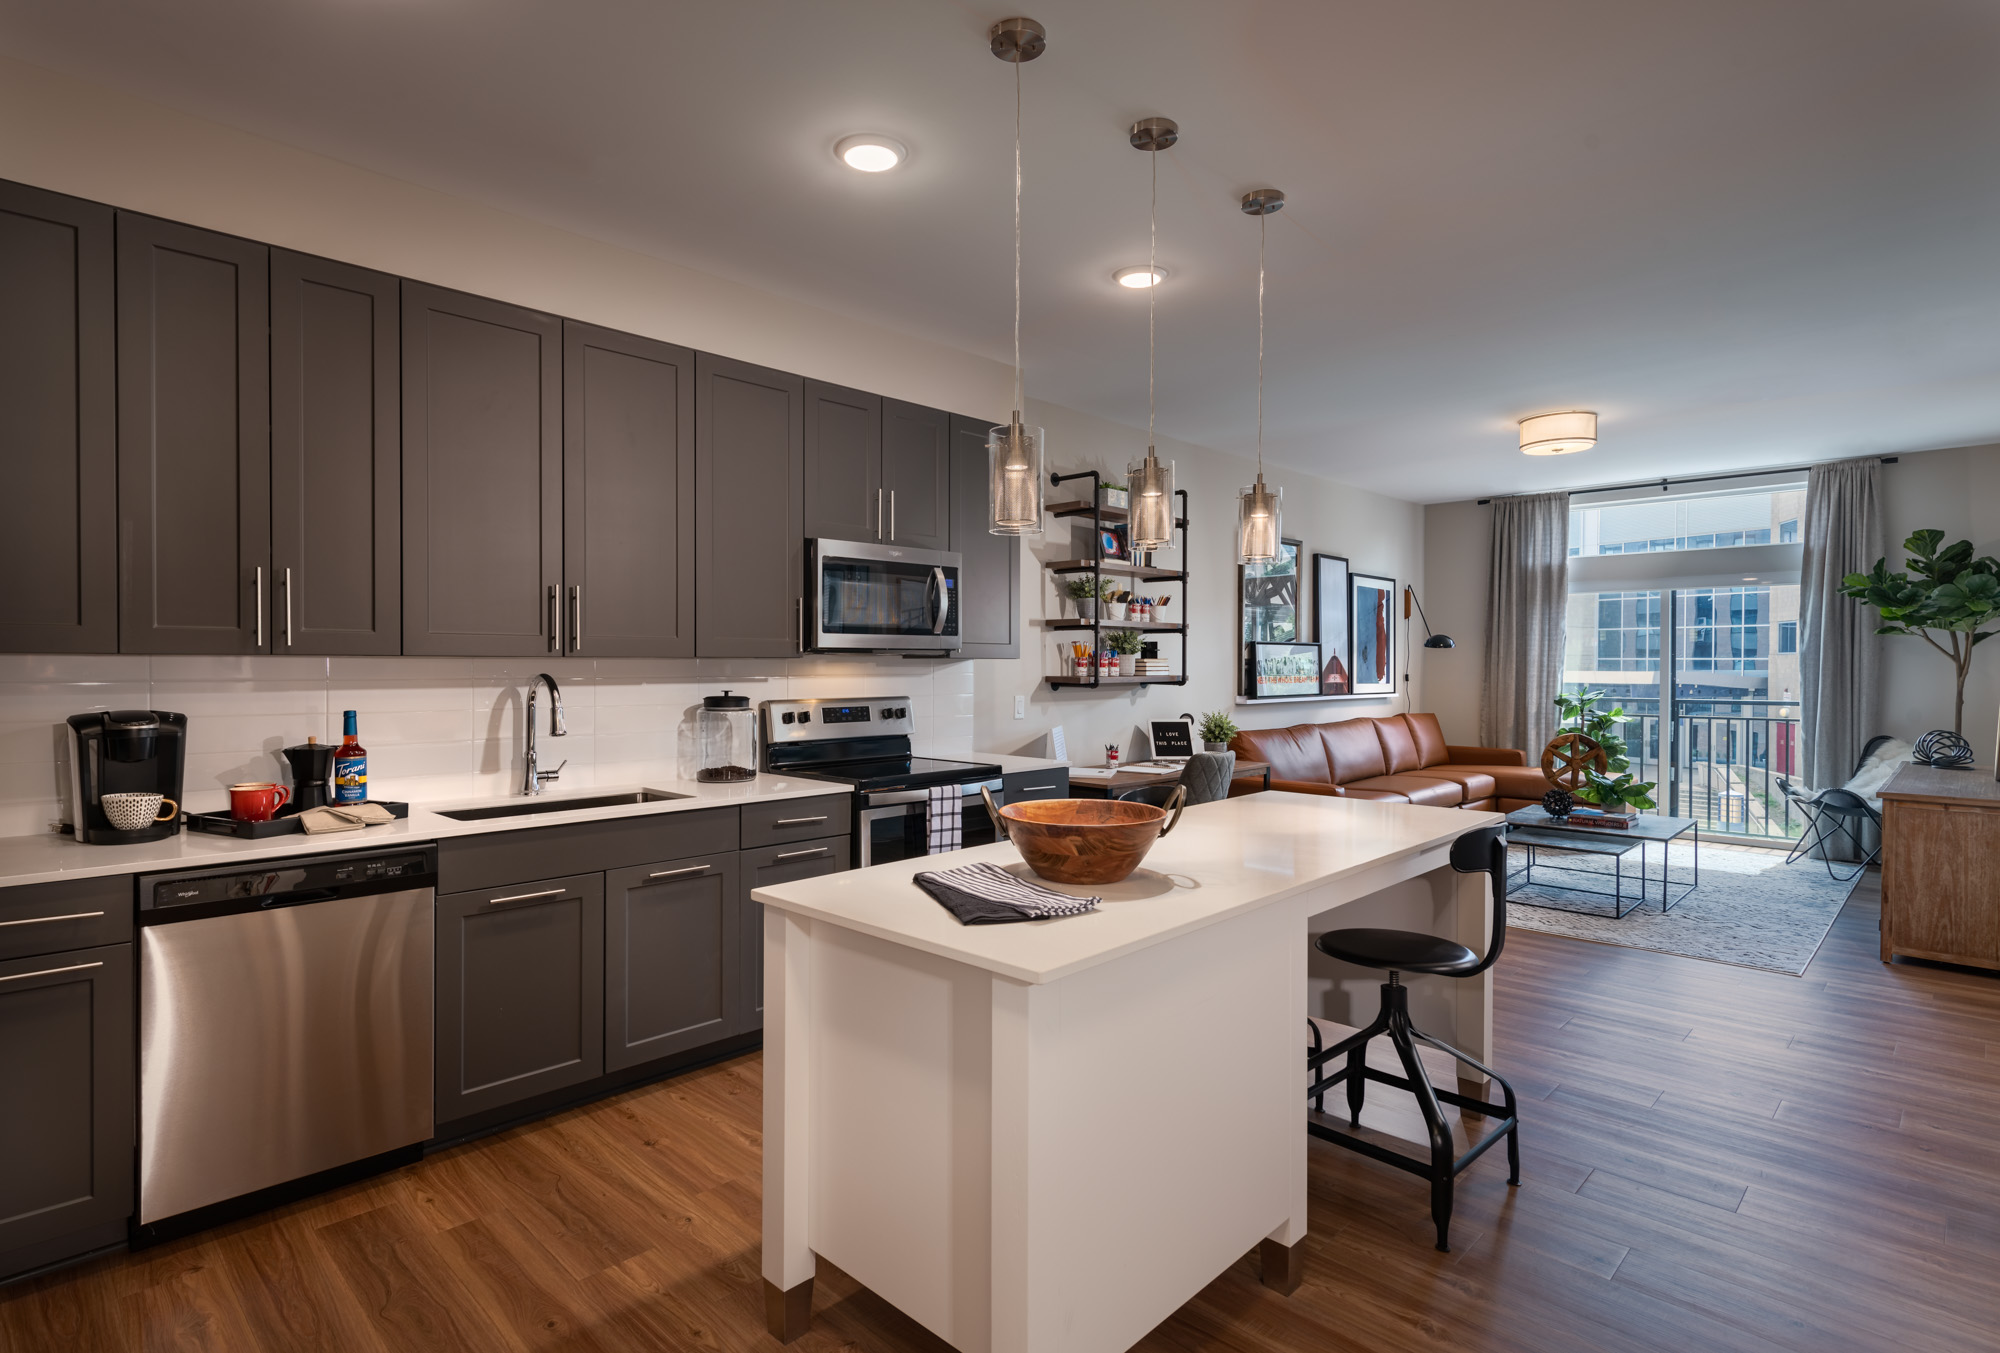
[7,868,2000,1352]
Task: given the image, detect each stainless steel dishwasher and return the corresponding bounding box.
[135,846,436,1236]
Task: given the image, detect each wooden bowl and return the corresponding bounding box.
[982,789,1186,886]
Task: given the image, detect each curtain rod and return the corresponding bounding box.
[1475,456,1898,506]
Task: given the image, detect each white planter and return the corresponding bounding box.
[1105,602,1127,622]
[1117,655,1138,677]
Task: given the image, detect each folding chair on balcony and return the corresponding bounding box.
[1776,735,1893,882]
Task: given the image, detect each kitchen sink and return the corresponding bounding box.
[434,790,690,822]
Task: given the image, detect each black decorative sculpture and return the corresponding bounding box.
[1541,788,1575,819]
[1913,728,1974,769]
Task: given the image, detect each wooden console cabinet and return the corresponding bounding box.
[1879,763,2000,970]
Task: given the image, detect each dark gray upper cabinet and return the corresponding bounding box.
[270,250,400,655]
[802,380,882,544]
[0,182,116,654]
[696,353,805,658]
[116,214,270,654]
[402,282,561,656]
[949,413,1020,659]
[0,943,134,1275]
[563,322,696,658]
[604,852,741,1071]
[435,872,604,1125]
[881,399,950,551]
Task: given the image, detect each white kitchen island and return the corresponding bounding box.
[754,791,1504,1353]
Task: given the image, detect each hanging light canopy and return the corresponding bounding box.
[987,17,1048,536]
[1238,188,1286,564]
[1128,116,1178,554]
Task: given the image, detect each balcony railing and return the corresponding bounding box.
[1585,699,1803,841]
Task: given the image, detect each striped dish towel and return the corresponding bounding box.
[926,784,962,852]
[913,862,1100,925]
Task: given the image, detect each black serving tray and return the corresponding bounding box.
[186,801,410,839]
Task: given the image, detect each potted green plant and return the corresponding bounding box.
[1106,628,1144,676]
[1576,768,1657,816]
[1064,575,1100,620]
[1551,689,1632,772]
[1101,480,1129,512]
[1839,530,1999,735]
[1198,711,1239,753]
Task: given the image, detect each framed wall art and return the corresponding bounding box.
[1350,572,1396,695]
[1312,553,1352,696]
[1246,641,1322,699]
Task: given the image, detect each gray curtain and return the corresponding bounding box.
[1480,492,1570,756]
[1800,458,1884,793]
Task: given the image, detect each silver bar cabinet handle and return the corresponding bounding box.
[284,567,293,648]
[547,585,559,653]
[489,887,566,906]
[774,815,829,827]
[647,865,709,881]
[889,489,896,541]
[0,910,106,928]
[877,487,884,540]
[796,597,805,652]
[571,585,582,653]
[774,848,831,862]
[0,961,102,984]
[254,566,264,647]
[1021,784,1056,792]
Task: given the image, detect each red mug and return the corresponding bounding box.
[229,782,291,822]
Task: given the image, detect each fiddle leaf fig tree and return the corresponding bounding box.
[1840,530,2000,734]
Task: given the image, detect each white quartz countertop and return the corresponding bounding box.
[0,771,849,889]
[753,792,1502,985]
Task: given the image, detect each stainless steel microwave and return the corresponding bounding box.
[808,539,962,654]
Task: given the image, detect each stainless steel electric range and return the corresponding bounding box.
[761,696,1003,868]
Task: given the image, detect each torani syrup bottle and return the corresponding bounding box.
[333,710,368,802]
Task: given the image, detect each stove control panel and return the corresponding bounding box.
[762,696,916,744]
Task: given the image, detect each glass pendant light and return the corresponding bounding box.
[1237,188,1286,564]
[987,18,1047,536]
[1127,117,1177,555]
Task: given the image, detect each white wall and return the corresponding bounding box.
[976,401,1428,761]
[1417,499,1493,746]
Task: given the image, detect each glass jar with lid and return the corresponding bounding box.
[696,691,756,782]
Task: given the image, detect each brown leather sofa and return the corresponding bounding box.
[1229,713,1547,812]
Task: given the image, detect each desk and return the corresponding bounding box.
[1067,759,1272,798]
[755,792,1501,1351]
[1879,763,2000,970]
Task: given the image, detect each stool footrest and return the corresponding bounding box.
[1307,1113,1519,1182]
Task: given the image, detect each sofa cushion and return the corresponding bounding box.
[1373,717,1422,774]
[1405,713,1450,767]
[1342,774,1466,808]
[1403,768,1498,802]
[1266,778,1340,797]
[1336,786,1413,802]
[1230,725,1333,785]
[1452,763,1552,803]
[1322,719,1388,782]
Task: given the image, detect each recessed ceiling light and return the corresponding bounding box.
[1518,410,1598,456]
[1115,265,1167,288]
[836,134,906,172]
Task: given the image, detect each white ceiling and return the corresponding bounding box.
[7,0,2000,503]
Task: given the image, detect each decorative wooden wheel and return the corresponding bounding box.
[1541,732,1607,791]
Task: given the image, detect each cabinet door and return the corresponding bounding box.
[0,944,133,1270]
[402,283,561,656]
[117,214,270,654]
[881,399,950,551]
[948,414,1021,659]
[270,250,400,655]
[1002,768,1069,804]
[436,873,603,1123]
[604,851,740,1070]
[802,379,882,545]
[562,322,695,657]
[0,182,115,654]
[695,353,804,658]
[738,836,848,1029]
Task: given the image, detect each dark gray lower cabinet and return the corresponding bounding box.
[436,872,604,1123]
[604,852,741,1070]
[0,943,134,1275]
[1002,768,1069,804]
[949,413,1021,659]
[738,836,849,1025]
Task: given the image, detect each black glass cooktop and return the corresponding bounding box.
[791,756,1001,794]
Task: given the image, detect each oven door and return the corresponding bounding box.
[857,781,1002,867]
[811,539,962,653]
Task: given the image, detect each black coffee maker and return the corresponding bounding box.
[66,710,188,844]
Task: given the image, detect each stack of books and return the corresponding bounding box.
[1562,806,1634,829]
[1132,658,1175,677]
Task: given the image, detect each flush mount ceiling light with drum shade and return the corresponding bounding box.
[987,16,1048,536]
[1237,187,1286,564]
[1519,410,1598,456]
[834,134,906,173]
[1127,115,1179,553]
[1114,265,1167,289]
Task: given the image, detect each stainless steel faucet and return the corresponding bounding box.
[522,673,568,795]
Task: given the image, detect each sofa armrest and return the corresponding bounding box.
[1446,744,1527,767]
[1267,778,1341,797]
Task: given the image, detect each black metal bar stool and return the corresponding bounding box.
[1305,824,1519,1251]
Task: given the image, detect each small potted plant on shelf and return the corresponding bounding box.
[1065,576,1100,620]
[1198,711,1239,753]
[1106,629,1144,676]
[1575,768,1657,816]
[1101,480,1129,512]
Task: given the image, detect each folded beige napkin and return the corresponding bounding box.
[297,802,396,834]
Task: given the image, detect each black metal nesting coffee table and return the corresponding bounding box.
[1503,808,1699,919]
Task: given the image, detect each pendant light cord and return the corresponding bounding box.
[1013,56,1023,417]
[1147,143,1157,451]
[1256,208,1266,476]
